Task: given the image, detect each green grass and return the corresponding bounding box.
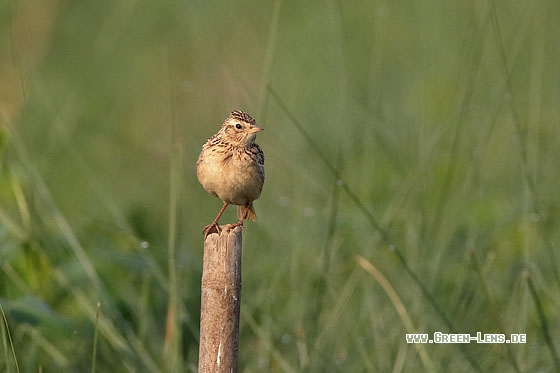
[1,0,560,371]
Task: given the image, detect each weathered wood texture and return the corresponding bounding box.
[198,226,243,373]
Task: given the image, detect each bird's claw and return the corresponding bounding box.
[203,222,221,238]
[227,221,245,232]
[203,219,245,238]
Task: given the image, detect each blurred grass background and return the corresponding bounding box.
[1,0,559,371]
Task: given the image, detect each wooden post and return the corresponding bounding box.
[198,225,243,373]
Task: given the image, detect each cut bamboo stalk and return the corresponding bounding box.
[198,225,243,373]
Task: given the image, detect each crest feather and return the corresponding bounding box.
[230,110,256,125]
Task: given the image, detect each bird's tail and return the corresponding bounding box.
[238,203,257,222]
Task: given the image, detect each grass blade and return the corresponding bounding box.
[0,303,20,373]
[356,255,434,372]
[525,270,560,371]
[91,302,100,373]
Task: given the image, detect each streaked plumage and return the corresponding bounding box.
[197,110,264,236]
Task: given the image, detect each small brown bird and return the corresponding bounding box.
[196,110,265,236]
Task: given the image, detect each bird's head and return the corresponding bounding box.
[220,110,263,146]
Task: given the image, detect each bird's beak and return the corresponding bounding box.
[249,125,263,133]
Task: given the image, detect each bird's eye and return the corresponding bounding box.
[235,123,242,129]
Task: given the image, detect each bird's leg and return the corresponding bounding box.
[203,202,229,237]
[230,204,250,230]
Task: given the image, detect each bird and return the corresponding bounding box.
[196,110,265,237]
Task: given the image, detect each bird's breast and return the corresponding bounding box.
[197,148,264,205]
